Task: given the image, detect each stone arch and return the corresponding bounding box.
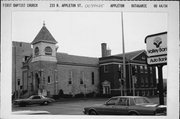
[35,73,40,91]
[34,47,39,56]
[44,46,52,55]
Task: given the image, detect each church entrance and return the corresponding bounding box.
[103,86,110,94]
[35,73,40,93]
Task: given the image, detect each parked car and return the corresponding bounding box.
[83,96,166,115]
[12,110,50,115]
[13,95,55,106]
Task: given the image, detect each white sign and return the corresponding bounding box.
[147,55,167,65]
[145,32,167,57]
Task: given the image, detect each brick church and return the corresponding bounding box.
[12,23,157,98]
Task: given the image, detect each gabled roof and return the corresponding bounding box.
[99,50,147,64]
[56,53,99,67]
[114,50,146,60]
[31,25,57,45]
[22,52,99,68]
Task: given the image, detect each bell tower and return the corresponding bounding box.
[31,22,58,62]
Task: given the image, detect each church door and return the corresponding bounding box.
[35,73,40,93]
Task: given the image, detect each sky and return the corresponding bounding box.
[12,11,167,78]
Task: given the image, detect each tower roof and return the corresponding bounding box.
[31,24,57,45]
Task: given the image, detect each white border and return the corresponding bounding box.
[1,1,179,119]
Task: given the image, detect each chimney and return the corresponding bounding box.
[106,49,111,56]
[101,43,107,57]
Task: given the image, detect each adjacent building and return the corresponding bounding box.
[12,41,32,96]
[99,45,157,96]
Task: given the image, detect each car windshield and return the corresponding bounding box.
[28,96,34,99]
[28,95,43,99]
[106,97,118,105]
[41,95,46,98]
[134,98,151,104]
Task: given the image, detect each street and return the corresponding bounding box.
[12,97,166,115]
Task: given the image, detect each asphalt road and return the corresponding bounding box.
[12,98,108,115]
[12,97,166,115]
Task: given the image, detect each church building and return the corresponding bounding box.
[21,23,99,97]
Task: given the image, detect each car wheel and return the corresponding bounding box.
[89,110,97,115]
[129,112,138,115]
[43,101,49,105]
[19,103,26,107]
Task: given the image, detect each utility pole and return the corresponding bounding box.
[121,12,126,96]
[132,76,135,96]
[157,65,164,105]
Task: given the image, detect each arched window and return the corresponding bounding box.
[45,46,52,55]
[34,47,39,56]
[91,72,94,85]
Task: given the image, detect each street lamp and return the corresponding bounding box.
[84,84,87,97]
[119,78,123,96]
[132,76,137,96]
[55,81,58,95]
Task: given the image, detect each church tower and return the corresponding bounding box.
[31,22,58,62]
[30,22,58,96]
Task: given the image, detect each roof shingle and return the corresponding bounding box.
[56,53,99,66]
[31,26,57,45]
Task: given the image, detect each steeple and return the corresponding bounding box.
[31,22,57,45]
[31,22,58,62]
[43,21,45,26]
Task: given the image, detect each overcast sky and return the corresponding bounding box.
[12,12,167,56]
[12,11,167,78]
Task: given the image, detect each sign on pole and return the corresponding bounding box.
[145,32,167,105]
[145,32,167,65]
[147,55,167,65]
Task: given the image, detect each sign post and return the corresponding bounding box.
[145,32,167,105]
[157,65,164,105]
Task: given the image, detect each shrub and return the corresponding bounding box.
[74,93,84,98]
[62,94,72,98]
[52,95,59,99]
[86,92,95,98]
[95,93,112,98]
[58,89,64,96]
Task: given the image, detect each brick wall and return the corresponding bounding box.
[12,41,32,94]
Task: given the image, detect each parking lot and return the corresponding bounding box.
[12,97,166,115]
